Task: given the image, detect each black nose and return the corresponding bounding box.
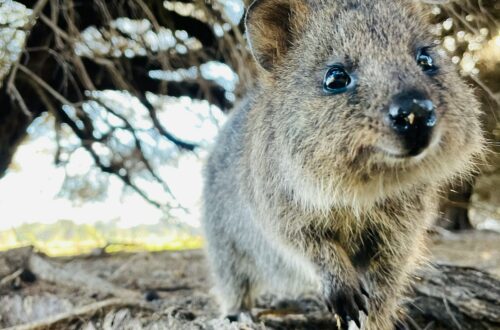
[388,91,436,156]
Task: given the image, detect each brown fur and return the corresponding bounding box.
[202,1,485,329]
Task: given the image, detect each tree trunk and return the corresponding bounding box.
[0,87,31,177]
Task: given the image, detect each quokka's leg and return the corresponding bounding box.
[291,238,369,330]
[362,246,419,330]
[205,238,259,320]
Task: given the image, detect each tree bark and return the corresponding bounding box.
[408,264,500,330]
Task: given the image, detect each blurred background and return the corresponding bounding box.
[0,0,498,256]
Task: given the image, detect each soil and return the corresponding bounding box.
[0,230,499,330]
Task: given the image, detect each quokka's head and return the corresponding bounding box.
[245,0,485,210]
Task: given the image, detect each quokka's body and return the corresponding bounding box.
[202,0,484,329]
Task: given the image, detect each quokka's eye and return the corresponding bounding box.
[323,65,353,94]
[416,48,438,74]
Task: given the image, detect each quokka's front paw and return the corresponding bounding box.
[324,278,370,330]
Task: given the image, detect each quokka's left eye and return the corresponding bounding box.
[323,65,354,94]
[416,48,438,75]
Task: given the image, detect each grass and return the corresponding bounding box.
[0,220,203,256]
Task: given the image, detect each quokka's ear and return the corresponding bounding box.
[245,0,310,71]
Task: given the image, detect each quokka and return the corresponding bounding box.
[202,0,485,329]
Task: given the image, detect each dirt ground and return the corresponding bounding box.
[0,230,499,330]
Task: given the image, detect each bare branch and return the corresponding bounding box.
[140,96,199,151]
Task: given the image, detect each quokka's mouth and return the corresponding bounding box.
[372,129,443,163]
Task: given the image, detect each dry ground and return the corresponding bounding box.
[0,230,499,330]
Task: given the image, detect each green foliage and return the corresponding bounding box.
[0,219,203,256]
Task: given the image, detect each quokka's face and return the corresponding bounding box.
[247,0,485,207]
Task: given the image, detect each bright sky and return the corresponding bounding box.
[0,94,227,231]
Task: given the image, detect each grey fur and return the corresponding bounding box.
[202,1,485,329]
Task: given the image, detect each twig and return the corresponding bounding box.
[141,96,199,151]
[17,64,76,106]
[3,298,156,330]
[30,0,50,19]
[28,253,140,299]
[422,321,436,330]
[8,85,32,118]
[0,269,23,288]
[39,14,71,42]
[442,295,463,330]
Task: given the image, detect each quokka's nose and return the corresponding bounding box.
[388,90,436,156]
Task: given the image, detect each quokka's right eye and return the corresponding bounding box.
[323,65,354,94]
[416,48,438,75]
